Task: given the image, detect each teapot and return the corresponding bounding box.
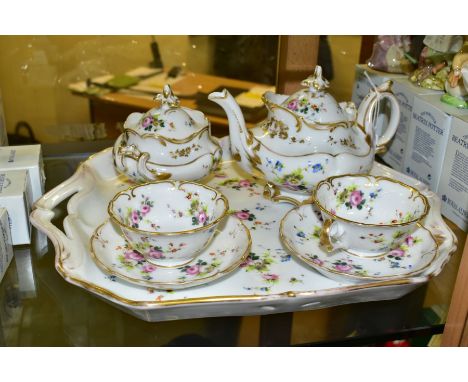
[208,65,400,200]
[113,85,222,183]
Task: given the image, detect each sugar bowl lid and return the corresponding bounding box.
[281,66,347,124]
[124,84,208,139]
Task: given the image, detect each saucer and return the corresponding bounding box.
[280,204,439,283]
[90,215,251,290]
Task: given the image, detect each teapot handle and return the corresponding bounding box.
[367,92,400,154]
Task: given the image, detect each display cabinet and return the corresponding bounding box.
[0,36,467,346]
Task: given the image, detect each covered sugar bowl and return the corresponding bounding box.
[113,85,222,182]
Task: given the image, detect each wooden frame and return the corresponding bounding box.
[442,235,468,346]
[276,36,319,94]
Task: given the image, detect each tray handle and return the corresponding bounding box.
[30,166,86,269]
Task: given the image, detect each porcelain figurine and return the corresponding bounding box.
[409,36,464,91]
[208,65,400,201]
[113,85,222,182]
[442,42,468,109]
[108,180,229,267]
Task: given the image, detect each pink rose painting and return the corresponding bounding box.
[287,99,299,111]
[197,211,207,225]
[125,250,144,261]
[389,248,405,259]
[239,179,251,188]
[148,248,164,259]
[142,116,153,128]
[236,211,250,220]
[131,211,139,224]
[185,265,201,276]
[312,257,324,266]
[141,204,150,215]
[262,273,279,282]
[142,264,157,273]
[335,263,352,272]
[405,236,414,246]
[240,257,254,267]
[350,190,364,207]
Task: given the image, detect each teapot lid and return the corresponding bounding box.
[125,84,208,139]
[281,66,347,124]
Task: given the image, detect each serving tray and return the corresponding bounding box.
[30,138,457,322]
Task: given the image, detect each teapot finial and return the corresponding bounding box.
[154,84,180,109]
[301,65,330,95]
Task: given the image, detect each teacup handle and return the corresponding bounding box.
[319,219,344,253]
[367,91,400,154]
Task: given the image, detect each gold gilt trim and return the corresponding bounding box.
[108,180,229,236]
[261,94,367,133]
[117,136,222,169]
[55,237,420,308]
[313,174,430,228]
[89,219,252,288]
[56,247,420,307]
[124,124,214,145]
[279,209,440,281]
[251,133,372,159]
[263,183,301,206]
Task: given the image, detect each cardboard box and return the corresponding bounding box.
[0,170,32,245]
[403,95,453,191]
[438,117,468,231]
[351,64,407,107]
[0,208,13,284]
[0,145,45,205]
[380,79,443,171]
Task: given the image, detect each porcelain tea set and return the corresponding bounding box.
[101,65,432,288]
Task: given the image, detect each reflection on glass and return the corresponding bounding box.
[0,35,279,144]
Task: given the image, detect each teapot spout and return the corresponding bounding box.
[208,89,256,172]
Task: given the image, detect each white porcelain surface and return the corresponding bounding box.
[90,216,250,289]
[113,134,222,183]
[280,203,438,283]
[113,84,222,182]
[108,181,228,266]
[30,137,457,322]
[314,175,429,255]
[209,65,400,194]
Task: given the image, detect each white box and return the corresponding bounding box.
[351,64,407,107]
[380,79,443,171]
[0,170,32,245]
[438,117,468,231]
[403,95,456,191]
[0,208,13,284]
[0,145,45,205]
[0,89,8,147]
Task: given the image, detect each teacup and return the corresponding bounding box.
[313,174,430,256]
[108,180,229,267]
